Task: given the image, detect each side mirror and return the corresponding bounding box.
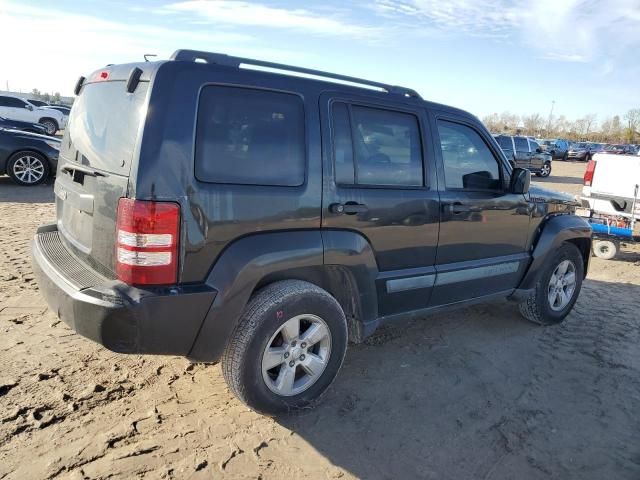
[536,147,542,153]
[510,167,530,194]
[25,104,33,110]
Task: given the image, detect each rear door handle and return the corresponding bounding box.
[330,203,368,215]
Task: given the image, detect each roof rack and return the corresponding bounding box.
[170,49,421,99]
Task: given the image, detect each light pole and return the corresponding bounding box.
[547,100,555,134]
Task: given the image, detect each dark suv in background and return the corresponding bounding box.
[540,139,569,161]
[494,135,553,177]
[32,50,591,415]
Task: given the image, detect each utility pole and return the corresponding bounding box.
[547,100,555,134]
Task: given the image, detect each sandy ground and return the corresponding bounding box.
[0,161,639,480]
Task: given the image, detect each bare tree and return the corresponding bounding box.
[498,111,520,134]
[482,113,501,133]
[584,114,597,136]
[611,116,622,142]
[624,108,640,143]
[522,113,544,136]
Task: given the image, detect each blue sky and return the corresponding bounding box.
[1,0,639,122]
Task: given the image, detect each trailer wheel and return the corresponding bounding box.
[592,240,618,260]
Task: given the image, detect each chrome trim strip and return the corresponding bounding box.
[435,261,520,286]
[386,274,436,293]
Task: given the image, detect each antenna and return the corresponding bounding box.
[144,54,157,62]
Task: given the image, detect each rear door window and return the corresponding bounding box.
[331,102,423,187]
[195,86,305,186]
[513,137,529,153]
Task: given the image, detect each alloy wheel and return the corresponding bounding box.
[540,163,551,177]
[547,260,577,311]
[12,155,45,184]
[261,314,332,396]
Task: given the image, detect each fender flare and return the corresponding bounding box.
[187,229,380,362]
[517,214,592,291]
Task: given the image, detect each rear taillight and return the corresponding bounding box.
[583,159,597,186]
[116,198,180,286]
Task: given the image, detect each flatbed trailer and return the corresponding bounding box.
[577,185,640,259]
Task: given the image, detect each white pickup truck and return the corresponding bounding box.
[579,152,640,258]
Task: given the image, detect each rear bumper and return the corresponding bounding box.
[31,226,217,356]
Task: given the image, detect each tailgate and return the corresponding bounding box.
[591,153,640,198]
[55,77,149,275]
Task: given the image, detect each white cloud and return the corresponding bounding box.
[160,0,378,38]
[372,0,640,65]
[0,1,298,95]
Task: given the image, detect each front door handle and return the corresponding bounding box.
[444,202,480,214]
[330,202,368,215]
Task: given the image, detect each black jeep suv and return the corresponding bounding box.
[32,50,592,415]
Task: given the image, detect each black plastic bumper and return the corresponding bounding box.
[31,227,217,356]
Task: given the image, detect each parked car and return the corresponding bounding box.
[494,134,553,177]
[588,143,607,155]
[567,142,594,161]
[0,116,48,135]
[0,128,60,185]
[46,105,72,115]
[605,144,636,155]
[0,95,66,135]
[31,50,591,415]
[540,139,569,161]
[43,105,70,128]
[27,99,50,108]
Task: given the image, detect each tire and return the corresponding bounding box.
[539,161,552,177]
[519,243,584,325]
[222,280,348,415]
[6,151,50,186]
[592,240,617,260]
[39,118,58,135]
[562,152,568,161]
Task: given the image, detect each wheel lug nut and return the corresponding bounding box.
[301,342,307,348]
[291,341,296,347]
[284,352,289,359]
[299,354,305,361]
[289,361,295,367]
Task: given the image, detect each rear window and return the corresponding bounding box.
[65,81,149,175]
[195,86,305,186]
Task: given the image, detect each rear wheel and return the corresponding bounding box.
[519,243,584,325]
[6,151,50,186]
[592,240,617,260]
[222,280,348,415]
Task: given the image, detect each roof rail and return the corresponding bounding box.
[170,49,421,99]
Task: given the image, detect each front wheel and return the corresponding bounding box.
[519,243,584,325]
[39,118,58,136]
[6,151,50,186]
[222,280,348,415]
[539,162,552,177]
